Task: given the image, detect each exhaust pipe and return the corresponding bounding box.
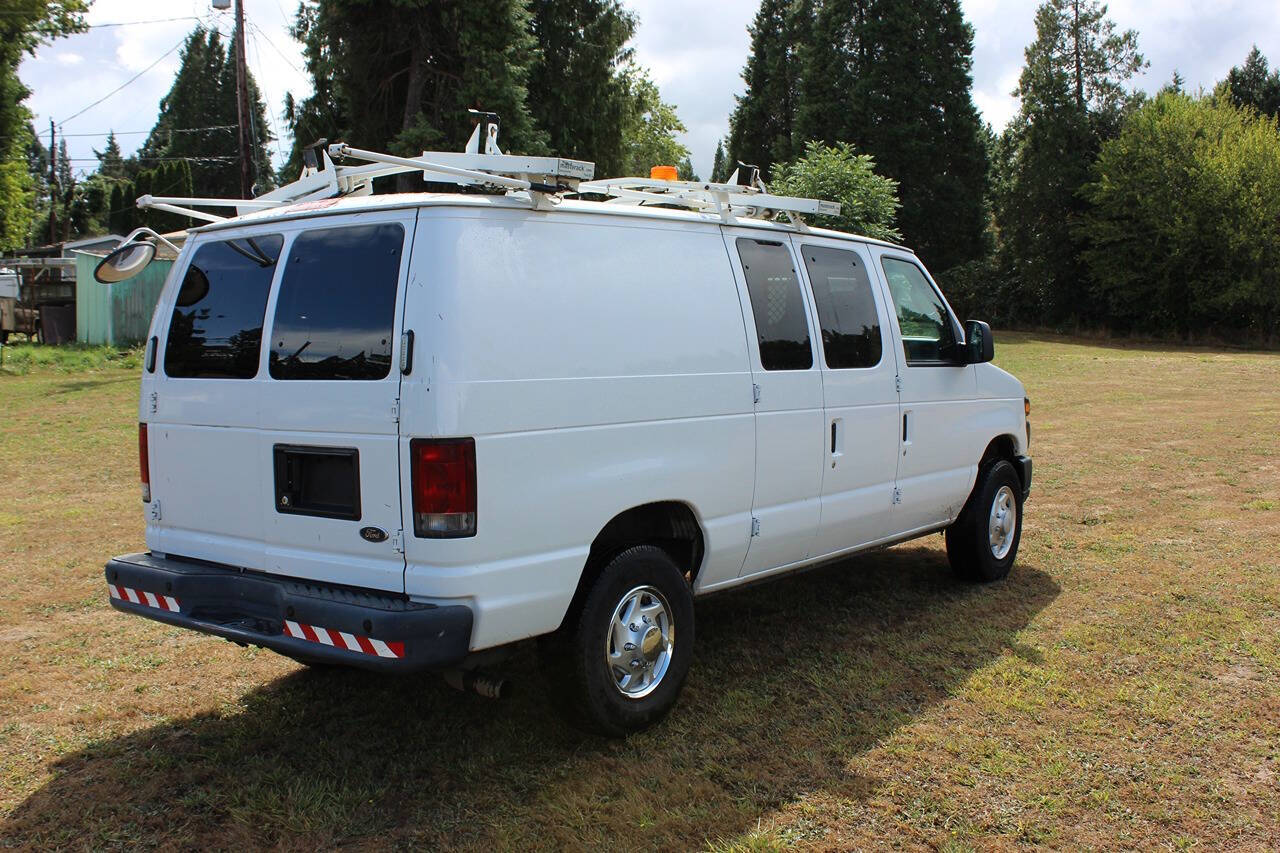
[442,669,508,700]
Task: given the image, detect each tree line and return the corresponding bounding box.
[726,0,1280,343]
[3,0,1278,343]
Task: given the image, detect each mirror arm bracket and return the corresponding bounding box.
[120,227,182,254]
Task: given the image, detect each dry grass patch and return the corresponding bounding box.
[0,332,1277,850]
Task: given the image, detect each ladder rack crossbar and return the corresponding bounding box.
[578,179,841,219]
[328,144,532,190]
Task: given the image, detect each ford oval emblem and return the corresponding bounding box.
[360,526,388,543]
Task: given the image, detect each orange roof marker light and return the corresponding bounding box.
[649,165,678,181]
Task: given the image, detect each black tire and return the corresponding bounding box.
[945,458,1023,582]
[538,545,695,737]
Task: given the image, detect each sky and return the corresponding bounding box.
[18,0,1280,184]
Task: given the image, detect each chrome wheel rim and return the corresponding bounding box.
[989,485,1017,560]
[606,585,674,699]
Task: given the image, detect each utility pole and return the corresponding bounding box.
[47,120,57,245]
[233,0,253,198]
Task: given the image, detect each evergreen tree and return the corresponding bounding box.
[1219,46,1280,118]
[108,160,196,236]
[710,139,727,183]
[55,138,74,240]
[727,0,811,180]
[140,27,275,199]
[996,0,1145,324]
[525,0,636,177]
[94,132,126,180]
[796,0,988,273]
[285,0,546,186]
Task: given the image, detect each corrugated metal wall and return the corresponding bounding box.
[74,252,173,345]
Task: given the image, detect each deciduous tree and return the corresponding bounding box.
[771,140,901,242]
[618,70,691,177]
[0,0,87,249]
[1080,92,1280,341]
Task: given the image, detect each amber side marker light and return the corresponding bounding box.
[650,164,678,181]
[1024,397,1032,448]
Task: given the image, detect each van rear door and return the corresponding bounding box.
[147,229,283,573]
[256,212,416,593]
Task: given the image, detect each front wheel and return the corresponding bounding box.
[538,545,694,736]
[946,458,1023,582]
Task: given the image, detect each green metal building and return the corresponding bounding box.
[73,252,174,346]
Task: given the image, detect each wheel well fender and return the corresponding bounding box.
[979,434,1023,488]
[557,501,705,631]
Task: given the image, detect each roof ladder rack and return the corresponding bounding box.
[130,115,597,230]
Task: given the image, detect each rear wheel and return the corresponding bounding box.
[538,545,694,736]
[946,458,1023,582]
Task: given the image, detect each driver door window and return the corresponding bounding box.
[880,257,957,365]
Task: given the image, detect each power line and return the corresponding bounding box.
[249,19,303,74]
[58,36,187,125]
[9,125,236,140]
[86,16,204,28]
[247,26,287,168]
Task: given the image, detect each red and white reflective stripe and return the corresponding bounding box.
[109,583,180,612]
[283,620,405,659]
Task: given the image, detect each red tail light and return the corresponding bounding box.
[410,438,476,538]
[139,423,151,503]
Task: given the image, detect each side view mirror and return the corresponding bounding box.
[94,241,157,284]
[964,320,995,364]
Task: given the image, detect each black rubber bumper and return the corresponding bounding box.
[1015,454,1033,500]
[104,552,473,672]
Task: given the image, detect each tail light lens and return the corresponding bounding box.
[410,438,476,538]
[139,423,151,503]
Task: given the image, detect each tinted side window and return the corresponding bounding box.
[164,234,282,378]
[881,257,958,364]
[269,223,404,381]
[736,238,812,371]
[801,245,882,369]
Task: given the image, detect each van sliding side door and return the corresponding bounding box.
[722,229,825,578]
[789,236,903,557]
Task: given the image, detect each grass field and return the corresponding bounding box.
[1,333,1277,850]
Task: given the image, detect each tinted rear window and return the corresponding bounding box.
[164,234,283,379]
[269,223,404,381]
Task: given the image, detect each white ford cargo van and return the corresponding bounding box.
[103,137,1031,735]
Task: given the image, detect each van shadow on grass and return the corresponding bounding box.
[3,545,1058,850]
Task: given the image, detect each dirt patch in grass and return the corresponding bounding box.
[1,332,1278,849]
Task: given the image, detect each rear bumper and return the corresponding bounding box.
[104,552,472,672]
[1015,454,1033,501]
